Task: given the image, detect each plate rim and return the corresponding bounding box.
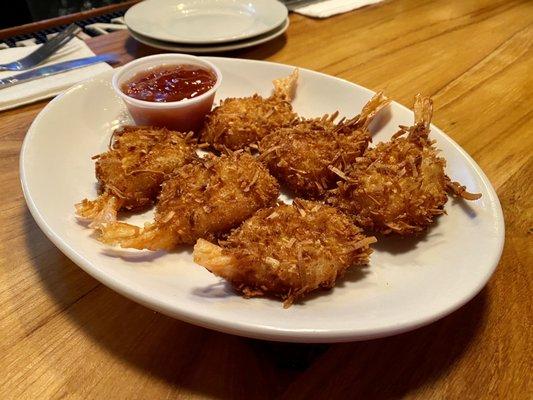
[20,58,505,343]
[128,17,289,53]
[124,0,288,45]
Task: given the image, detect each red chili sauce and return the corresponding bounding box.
[121,64,217,102]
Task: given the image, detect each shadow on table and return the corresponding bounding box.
[123,34,288,61]
[25,208,487,399]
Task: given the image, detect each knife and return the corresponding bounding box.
[0,54,120,89]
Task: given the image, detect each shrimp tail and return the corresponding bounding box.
[272,68,299,102]
[75,193,123,228]
[413,94,433,131]
[392,94,434,143]
[193,239,239,278]
[356,91,390,131]
[333,92,390,136]
[99,222,177,251]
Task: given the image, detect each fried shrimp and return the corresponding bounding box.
[200,69,299,151]
[194,199,376,307]
[98,152,280,250]
[259,92,390,198]
[75,125,197,227]
[327,95,481,235]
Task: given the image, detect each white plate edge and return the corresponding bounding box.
[19,60,505,342]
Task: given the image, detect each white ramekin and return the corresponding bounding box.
[112,54,222,132]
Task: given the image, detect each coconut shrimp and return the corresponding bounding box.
[194,199,375,307]
[99,152,280,250]
[327,95,481,235]
[259,92,390,198]
[200,69,299,151]
[75,126,197,227]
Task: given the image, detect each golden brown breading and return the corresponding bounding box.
[194,199,376,307]
[200,69,299,151]
[259,92,390,198]
[327,95,481,235]
[75,125,197,227]
[98,152,280,250]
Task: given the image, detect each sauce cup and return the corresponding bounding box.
[112,54,222,132]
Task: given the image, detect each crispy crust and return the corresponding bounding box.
[194,199,375,307]
[199,70,299,151]
[75,125,197,226]
[259,115,367,198]
[259,93,390,199]
[96,126,197,209]
[327,95,480,235]
[99,152,280,250]
[327,137,449,235]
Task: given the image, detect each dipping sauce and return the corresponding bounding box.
[121,64,217,103]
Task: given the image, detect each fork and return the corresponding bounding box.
[0,24,81,72]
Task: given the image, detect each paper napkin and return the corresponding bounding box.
[0,37,112,111]
[291,0,383,19]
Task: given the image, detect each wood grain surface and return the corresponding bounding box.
[1,0,532,398]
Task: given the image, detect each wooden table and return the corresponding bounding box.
[1,0,531,398]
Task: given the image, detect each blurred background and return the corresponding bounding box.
[1,0,128,29]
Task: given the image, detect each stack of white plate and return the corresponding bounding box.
[124,0,289,53]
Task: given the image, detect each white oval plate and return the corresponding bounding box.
[128,18,289,54]
[125,0,288,44]
[20,58,504,343]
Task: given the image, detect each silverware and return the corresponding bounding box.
[0,24,80,72]
[0,54,120,89]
